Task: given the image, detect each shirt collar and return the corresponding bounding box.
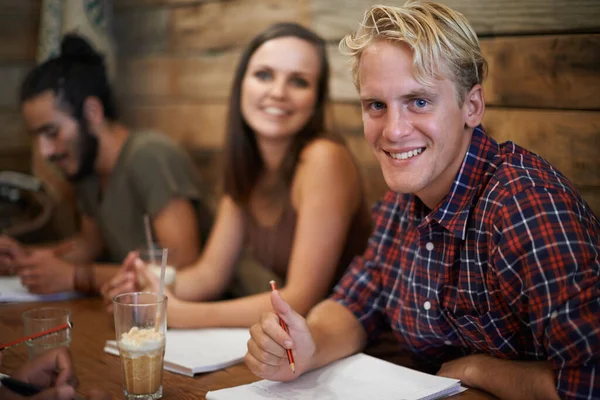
[423,126,499,240]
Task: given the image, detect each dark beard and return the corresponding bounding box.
[65,119,99,182]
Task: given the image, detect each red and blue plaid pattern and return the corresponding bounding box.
[332,126,600,399]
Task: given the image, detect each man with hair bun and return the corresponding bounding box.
[245,2,600,399]
[0,34,212,295]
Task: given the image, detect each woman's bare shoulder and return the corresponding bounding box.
[298,136,355,168]
[292,136,361,204]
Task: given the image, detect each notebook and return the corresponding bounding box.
[0,276,82,303]
[104,328,250,377]
[206,353,464,400]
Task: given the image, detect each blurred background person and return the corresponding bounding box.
[0,34,212,295]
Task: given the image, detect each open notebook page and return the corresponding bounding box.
[0,276,82,303]
[105,328,250,376]
[207,353,463,400]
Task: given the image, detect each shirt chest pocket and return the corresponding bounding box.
[441,262,494,316]
[440,264,524,358]
[446,309,522,358]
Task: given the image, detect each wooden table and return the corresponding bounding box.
[0,298,497,399]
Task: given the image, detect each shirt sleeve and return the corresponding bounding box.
[128,138,203,217]
[330,198,390,341]
[494,186,600,399]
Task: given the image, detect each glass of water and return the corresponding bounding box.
[22,307,71,359]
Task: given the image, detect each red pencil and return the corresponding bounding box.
[0,322,73,351]
[269,280,295,374]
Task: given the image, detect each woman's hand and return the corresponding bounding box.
[101,251,176,313]
[100,252,140,312]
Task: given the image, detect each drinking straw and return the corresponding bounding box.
[158,248,168,300]
[154,248,168,332]
[0,322,73,351]
[143,214,156,266]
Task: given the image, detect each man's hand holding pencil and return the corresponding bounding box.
[245,284,316,382]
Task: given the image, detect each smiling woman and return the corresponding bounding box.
[241,36,320,144]
[103,23,373,330]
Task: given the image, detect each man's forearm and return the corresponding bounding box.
[466,356,559,400]
[15,239,71,256]
[58,236,100,265]
[306,300,367,371]
[73,263,119,294]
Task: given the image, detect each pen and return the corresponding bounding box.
[0,322,73,351]
[269,280,295,374]
[0,373,41,396]
[0,374,86,399]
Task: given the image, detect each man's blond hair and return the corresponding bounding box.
[340,1,487,104]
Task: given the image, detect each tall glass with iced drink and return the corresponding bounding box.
[113,292,167,400]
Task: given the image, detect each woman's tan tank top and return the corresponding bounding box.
[242,192,372,286]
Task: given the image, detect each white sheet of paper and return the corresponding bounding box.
[0,276,81,303]
[207,353,463,400]
[105,328,250,377]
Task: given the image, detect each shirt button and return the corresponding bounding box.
[444,340,452,346]
[423,301,431,311]
[550,311,558,319]
[425,242,434,251]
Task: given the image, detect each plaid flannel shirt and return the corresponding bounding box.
[332,126,600,399]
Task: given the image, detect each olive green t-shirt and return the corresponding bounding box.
[75,131,211,262]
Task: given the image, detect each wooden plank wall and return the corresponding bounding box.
[113,0,600,213]
[2,0,599,216]
[0,0,40,173]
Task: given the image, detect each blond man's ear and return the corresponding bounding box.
[463,84,485,129]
